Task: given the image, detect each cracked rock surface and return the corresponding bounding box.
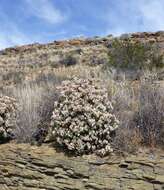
[0,143,163,190]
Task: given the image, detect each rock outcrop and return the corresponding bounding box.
[0,143,163,190]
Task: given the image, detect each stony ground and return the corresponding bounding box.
[0,143,163,190]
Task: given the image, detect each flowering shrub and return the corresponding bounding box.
[0,95,17,142]
[51,78,119,156]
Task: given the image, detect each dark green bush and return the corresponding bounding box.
[60,54,78,66]
[107,39,163,70]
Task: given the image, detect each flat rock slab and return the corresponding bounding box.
[0,143,163,190]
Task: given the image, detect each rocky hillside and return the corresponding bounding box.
[0,143,163,190]
[0,32,164,190]
[0,31,164,87]
[1,31,164,58]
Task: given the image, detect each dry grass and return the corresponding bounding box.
[13,84,43,142]
[52,64,102,79]
[0,64,163,152]
[1,75,62,143]
[136,78,164,147]
[107,72,164,152]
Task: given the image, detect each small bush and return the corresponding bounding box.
[89,53,109,66]
[51,78,119,156]
[60,54,79,66]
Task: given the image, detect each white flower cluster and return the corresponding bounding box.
[0,95,17,141]
[51,78,119,156]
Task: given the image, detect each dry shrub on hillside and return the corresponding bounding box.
[88,53,109,66]
[102,76,140,153]
[107,72,164,152]
[12,84,43,142]
[59,53,79,67]
[13,82,58,143]
[136,78,164,147]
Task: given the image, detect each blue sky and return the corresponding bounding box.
[0,0,164,49]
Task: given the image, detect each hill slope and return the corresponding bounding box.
[0,31,164,87]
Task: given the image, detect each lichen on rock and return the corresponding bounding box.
[51,77,119,156]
